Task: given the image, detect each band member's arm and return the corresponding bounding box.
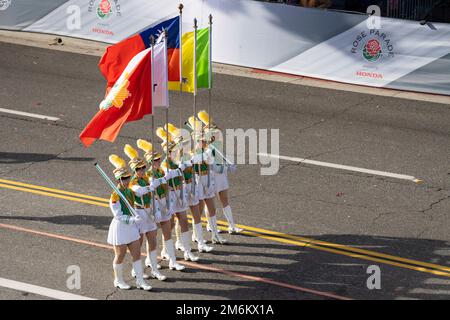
[129,182,153,197]
[109,194,138,224]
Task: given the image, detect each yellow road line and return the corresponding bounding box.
[1,178,450,277]
[0,178,109,203]
[0,183,109,208]
[230,223,450,274]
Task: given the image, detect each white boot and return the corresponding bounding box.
[192,219,198,242]
[131,259,150,279]
[181,231,199,262]
[205,206,221,233]
[165,239,185,271]
[210,215,228,244]
[175,221,185,251]
[145,255,161,270]
[148,250,167,281]
[161,234,170,260]
[133,260,152,291]
[113,263,131,290]
[223,206,243,234]
[195,222,213,253]
[145,241,161,269]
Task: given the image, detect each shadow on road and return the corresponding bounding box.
[0,213,449,300]
[0,152,94,164]
[0,214,110,230]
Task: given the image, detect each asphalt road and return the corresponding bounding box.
[0,41,450,300]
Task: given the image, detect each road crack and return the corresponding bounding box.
[105,287,118,300]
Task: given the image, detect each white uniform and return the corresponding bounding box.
[129,182,157,234]
[154,197,174,223]
[184,181,200,206]
[176,159,200,207]
[192,151,216,200]
[107,199,141,246]
[213,164,229,193]
[165,168,189,214]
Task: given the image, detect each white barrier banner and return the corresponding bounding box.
[24,0,187,43]
[273,18,450,87]
[4,0,449,95]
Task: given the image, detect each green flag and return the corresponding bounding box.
[196,27,211,89]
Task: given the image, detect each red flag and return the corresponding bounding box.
[98,16,180,94]
[79,48,152,147]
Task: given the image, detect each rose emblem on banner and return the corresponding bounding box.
[363,39,382,62]
[0,0,11,11]
[97,0,112,19]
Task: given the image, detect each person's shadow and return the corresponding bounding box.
[1,212,449,300]
[0,152,94,164]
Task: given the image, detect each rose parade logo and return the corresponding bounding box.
[88,0,121,20]
[351,29,395,63]
[363,39,382,62]
[97,0,112,19]
[0,0,11,11]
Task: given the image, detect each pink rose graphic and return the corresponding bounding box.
[363,39,382,62]
[366,39,381,57]
[99,0,111,14]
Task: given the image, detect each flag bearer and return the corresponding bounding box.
[123,144,167,281]
[156,127,200,262]
[107,154,152,291]
[198,110,243,234]
[165,123,214,253]
[136,139,185,271]
[189,116,228,244]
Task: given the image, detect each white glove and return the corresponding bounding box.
[146,209,156,223]
[115,215,137,225]
[179,163,187,171]
[150,178,165,189]
[146,185,154,193]
[129,215,142,225]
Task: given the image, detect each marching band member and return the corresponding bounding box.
[156,127,199,262]
[123,144,167,281]
[136,139,185,271]
[107,155,152,291]
[165,123,214,253]
[189,116,228,245]
[198,110,243,234]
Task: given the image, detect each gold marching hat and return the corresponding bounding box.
[109,154,131,180]
[188,116,207,142]
[165,122,190,145]
[123,144,146,171]
[197,110,218,129]
[136,139,162,163]
[198,110,221,140]
[156,127,176,152]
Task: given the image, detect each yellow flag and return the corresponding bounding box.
[168,31,195,93]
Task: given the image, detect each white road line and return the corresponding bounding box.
[258,153,422,183]
[0,108,60,121]
[0,277,95,300]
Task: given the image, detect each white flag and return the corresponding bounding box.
[152,39,169,108]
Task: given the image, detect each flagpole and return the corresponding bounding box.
[207,14,213,188]
[178,3,184,163]
[192,18,198,193]
[164,28,171,212]
[150,35,156,217]
[179,3,184,95]
[164,28,170,160]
